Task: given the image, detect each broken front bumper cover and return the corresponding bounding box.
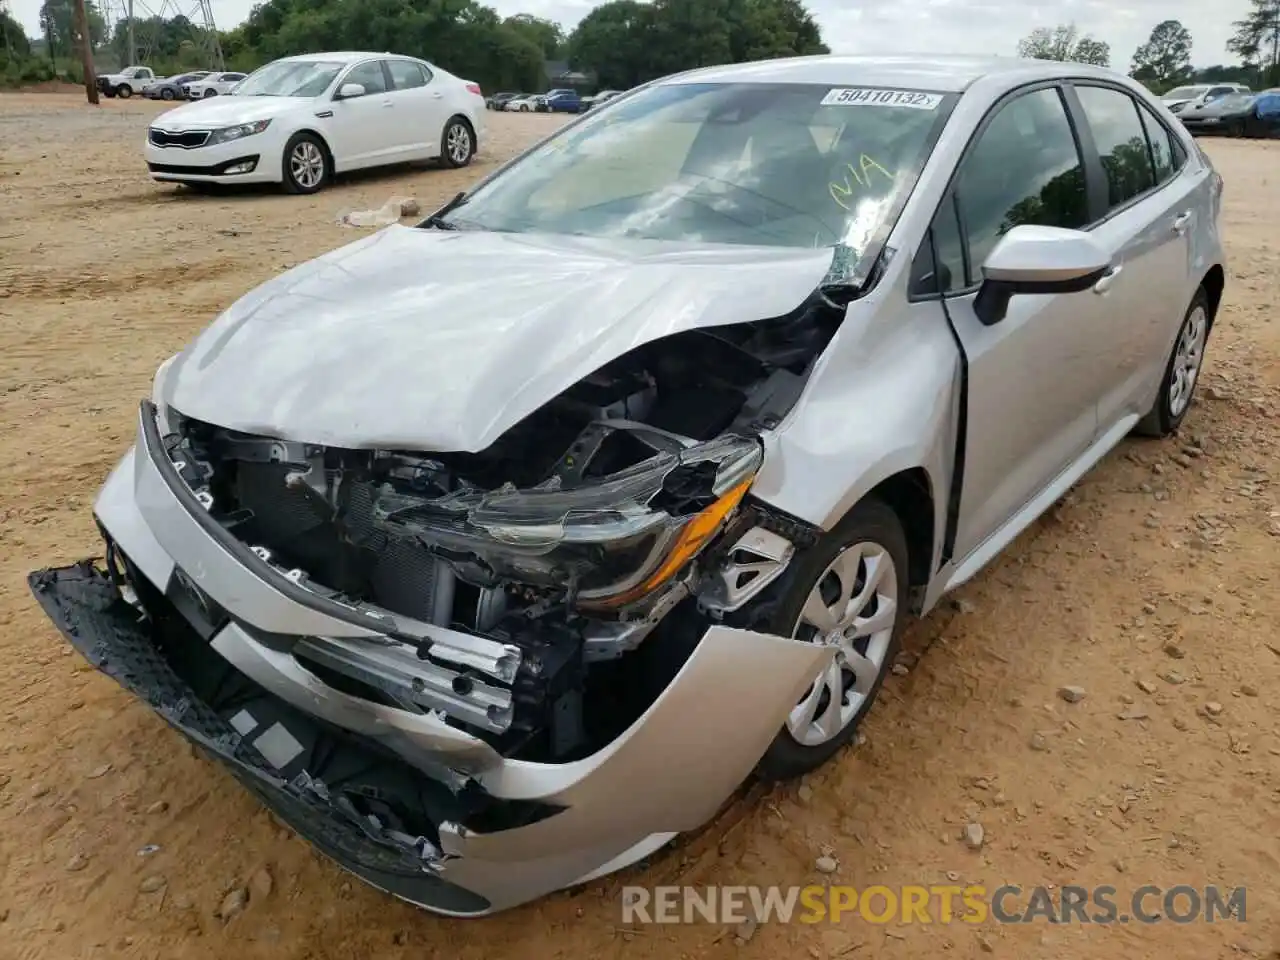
[25,401,834,914]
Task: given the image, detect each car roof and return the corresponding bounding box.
[278,51,421,64]
[661,54,1125,93]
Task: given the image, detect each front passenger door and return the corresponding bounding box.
[933,85,1114,563]
[327,60,397,170]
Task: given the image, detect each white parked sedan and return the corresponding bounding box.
[182,71,248,99]
[146,52,486,194]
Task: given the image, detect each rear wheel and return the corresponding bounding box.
[1136,288,1209,437]
[440,118,475,168]
[749,498,909,781]
[281,132,329,194]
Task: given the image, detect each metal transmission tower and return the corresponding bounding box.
[103,0,224,70]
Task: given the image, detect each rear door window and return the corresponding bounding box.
[1074,86,1156,210]
[387,61,429,91]
[1135,100,1180,185]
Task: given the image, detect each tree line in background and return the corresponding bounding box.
[1,0,824,91]
[1019,1,1280,94]
[4,0,1279,95]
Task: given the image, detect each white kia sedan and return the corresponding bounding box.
[145,52,486,194]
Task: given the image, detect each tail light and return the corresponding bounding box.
[466,82,482,95]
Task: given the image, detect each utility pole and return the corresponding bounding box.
[72,0,100,105]
[127,0,135,65]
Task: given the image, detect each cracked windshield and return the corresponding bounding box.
[446,82,954,256]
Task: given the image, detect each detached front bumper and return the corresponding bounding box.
[26,402,831,915]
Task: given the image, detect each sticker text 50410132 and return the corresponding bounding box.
[820,88,943,110]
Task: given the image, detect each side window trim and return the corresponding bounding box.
[1059,83,1110,224]
[952,192,972,289]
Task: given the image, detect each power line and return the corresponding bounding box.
[100,0,224,70]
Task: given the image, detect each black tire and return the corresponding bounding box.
[204,89,218,97]
[103,88,116,99]
[281,132,330,195]
[161,88,174,100]
[440,117,475,169]
[741,497,910,782]
[1228,119,1246,137]
[116,84,132,99]
[1135,288,1210,437]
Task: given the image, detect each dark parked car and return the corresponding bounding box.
[144,71,212,101]
[486,92,518,110]
[582,89,623,109]
[1178,90,1280,138]
[538,89,582,113]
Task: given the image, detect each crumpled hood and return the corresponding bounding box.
[163,225,836,452]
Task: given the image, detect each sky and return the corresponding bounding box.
[5,0,1254,70]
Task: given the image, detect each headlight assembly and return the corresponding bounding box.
[372,434,763,610]
[208,119,271,145]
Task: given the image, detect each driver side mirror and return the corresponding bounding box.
[336,82,366,100]
[974,225,1111,326]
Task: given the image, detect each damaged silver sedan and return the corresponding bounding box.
[30,54,1224,915]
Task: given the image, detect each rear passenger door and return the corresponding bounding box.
[1067,83,1196,432]
[385,59,440,160]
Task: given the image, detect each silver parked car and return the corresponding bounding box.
[30,54,1224,916]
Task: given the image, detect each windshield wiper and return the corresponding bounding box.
[421,191,469,231]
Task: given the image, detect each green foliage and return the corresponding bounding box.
[39,0,107,57]
[1,9,32,63]
[502,13,563,59]
[5,0,828,95]
[223,0,545,92]
[1017,23,1110,67]
[1131,20,1193,92]
[1192,64,1257,84]
[566,0,828,90]
[1227,0,1280,85]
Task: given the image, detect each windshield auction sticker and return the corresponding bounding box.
[821,88,943,109]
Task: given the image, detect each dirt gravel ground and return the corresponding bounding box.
[0,92,1278,960]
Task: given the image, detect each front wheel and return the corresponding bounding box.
[281,132,329,194]
[160,88,175,100]
[1228,119,1246,137]
[747,497,909,781]
[116,84,132,99]
[204,89,218,98]
[1135,289,1210,437]
[440,118,474,168]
